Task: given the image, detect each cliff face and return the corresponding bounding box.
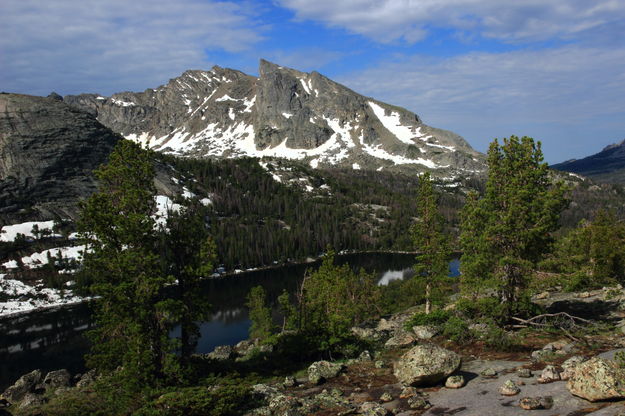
[65,60,485,177]
[0,93,120,223]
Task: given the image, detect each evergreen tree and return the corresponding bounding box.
[78,140,175,384]
[277,289,297,332]
[161,202,217,369]
[297,249,380,352]
[246,285,274,339]
[544,209,625,288]
[411,172,450,314]
[588,209,624,281]
[460,136,568,319]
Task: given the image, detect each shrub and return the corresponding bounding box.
[482,323,517,351]
[405,309,451,329]
[134,384,258,416]
[442,316,472,344]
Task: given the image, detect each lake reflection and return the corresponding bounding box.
[0,253,458,389]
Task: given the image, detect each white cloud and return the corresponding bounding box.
[338,45,625,162]
[277,0,625,44]
[0,0,264,95]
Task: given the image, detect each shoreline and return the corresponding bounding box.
[0,250,453,320]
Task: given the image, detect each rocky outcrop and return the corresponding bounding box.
[0,93,119,223]
[307,360,344,385]
[0,369,41,403]
[393,344,461,386]
[65,60,485,177]
[567,357,625,401]
[43,369,71,392]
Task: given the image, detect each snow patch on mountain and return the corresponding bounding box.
[1,221,58,242]
[368,101,418,145]
[358,132,440,169]
[2,245,86,270]
[0,274,87,317]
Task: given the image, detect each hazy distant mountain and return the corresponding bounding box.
[552,139,625,183]
[64,60,485,177]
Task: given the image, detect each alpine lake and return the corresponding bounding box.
[0,252,460,389]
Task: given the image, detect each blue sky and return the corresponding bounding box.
[1,0,624,163]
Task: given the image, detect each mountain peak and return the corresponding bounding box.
[64,61,484,177]
[602,138,625,152]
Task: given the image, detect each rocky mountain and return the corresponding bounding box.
[0,93,181,225]
[0,93,120,224]
[552,139,625,183]
[64,60,484,177]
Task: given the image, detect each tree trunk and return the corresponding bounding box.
[425,283,431,315]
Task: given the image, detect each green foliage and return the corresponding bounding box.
[615,351,625,368]
[20,374,258,416]
[378,277,425,315]
[441,316,472,344]
[405,309,451,329]
[246,285,274,339]
[460,136,568,320]
[411,172,451,314]
[160,202,217,372]
[134,383,258,416]
[277,289,297,331]
[77,141,218,386]
[162,155,466,269]
[18,372,151,416]
[297,249,381,355]
[482,323,518,351]
[542,209,625,289]
[78,140,174,385]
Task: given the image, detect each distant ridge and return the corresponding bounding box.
[552,138,625,183]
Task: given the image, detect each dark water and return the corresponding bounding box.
[0,253,460,389]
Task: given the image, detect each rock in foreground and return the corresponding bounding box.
[393,344,461,386]
[1,369,42,403]
[307,361,344,385]
[567,357,625,402]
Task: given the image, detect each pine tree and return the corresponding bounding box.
[247,285,274,339]
[411,172,450,314]
[297,249,380,351]
[460,136,568,319]
[78,140,175,384]
[277,289,297,332]
[161,201,217,369]
[588,209,624,282]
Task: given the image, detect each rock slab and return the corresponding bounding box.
[567,357,625,402]
[307,361,343,385]
[393,344,461,386]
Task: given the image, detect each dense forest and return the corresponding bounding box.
[3,153,625,276]
[165,155,625,270]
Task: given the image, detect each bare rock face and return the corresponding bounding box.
[0,93,119,223]
[307,361,344,385]
[0,369,42,403]
[393,344,461,386]
[43,369,71,392]
[567,357,625,402]
[64,60,485,177]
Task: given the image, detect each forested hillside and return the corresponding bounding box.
[166,156,467,269]
[166,156,625,270]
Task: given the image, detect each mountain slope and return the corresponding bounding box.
[552,139,625,183]
[65,60,484,177]
[0,93,121,224]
